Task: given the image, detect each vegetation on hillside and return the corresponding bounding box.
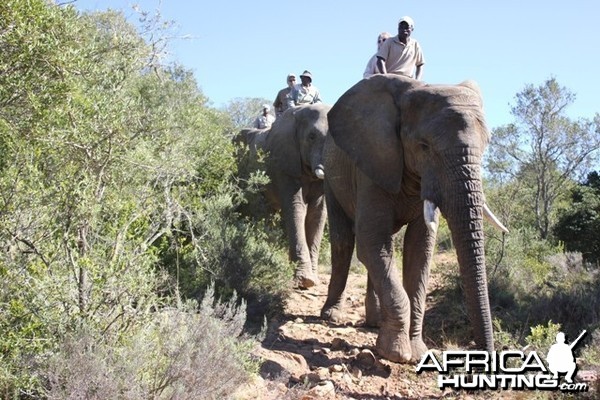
[0,1,290,398]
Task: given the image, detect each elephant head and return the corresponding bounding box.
[328,74,507,353]
[266,104,330,180]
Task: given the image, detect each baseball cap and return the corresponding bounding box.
[398,16,415,29]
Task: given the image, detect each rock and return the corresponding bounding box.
[356,349,377,369]
[298,372,321,384]
[232,375,267,399]
[305,380,335,399]
[255,348,309,381]
[331,337,350,351]
[351,365,363,380]
[329,364,344,373]
[347,347,360,357]
[315,367,330,380]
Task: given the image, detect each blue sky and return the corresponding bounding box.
[74,0,599,129]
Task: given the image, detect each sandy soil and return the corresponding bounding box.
[235,257,598,400]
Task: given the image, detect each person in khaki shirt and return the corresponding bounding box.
[253,104,275,129]
[287,70,322,107]
[273,73,296,117]
[376,16,424,80]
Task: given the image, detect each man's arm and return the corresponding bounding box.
[312,89,322,104]
[415,64,424,80]
[273,91,282,111]
[376,57,387,74]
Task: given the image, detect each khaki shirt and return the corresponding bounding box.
[287,84,322,107]
[376,36,424,78]
[273,87,292,116]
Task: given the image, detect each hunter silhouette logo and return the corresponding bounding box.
[416,329,589,392]
[546,330,586,384]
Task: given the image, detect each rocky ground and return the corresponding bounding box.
[235,257,599,400]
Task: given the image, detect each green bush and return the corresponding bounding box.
[0,2,289,396]
[554,171,600,265]
[526,320,562,352]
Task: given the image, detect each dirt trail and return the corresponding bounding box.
[235,271,501,400]
[235,268,598,399]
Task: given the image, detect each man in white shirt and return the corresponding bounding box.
[253,104,275,129]
[288,70,322,107]
[376,16,425,80]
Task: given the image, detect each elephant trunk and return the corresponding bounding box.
[444,171,494,353]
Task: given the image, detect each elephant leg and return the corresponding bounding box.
[280,185,316,289]
[403,218,436,361]
[355,190,411,363]
[364,273,381,327]
[321,183,354,323]
[305,189,327,277]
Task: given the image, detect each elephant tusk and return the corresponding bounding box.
[423,200,439,234]
[483,203,509,233]
[314,167,325,180]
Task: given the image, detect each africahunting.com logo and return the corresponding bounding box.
[416,330,589,392]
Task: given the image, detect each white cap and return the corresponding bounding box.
[398,16,415,29]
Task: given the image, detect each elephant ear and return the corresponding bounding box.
[328,75,422,193]
[458,80,482,97]
[266,107,303,178]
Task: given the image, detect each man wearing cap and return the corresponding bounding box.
[273,73,296,117]
[376,16,425,80]
[288,70,322,107]
[253,104,275,129]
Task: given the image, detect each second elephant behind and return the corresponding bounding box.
[236,104,331,289]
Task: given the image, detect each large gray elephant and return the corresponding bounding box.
[320,75,508,363]
[236,104,331,289]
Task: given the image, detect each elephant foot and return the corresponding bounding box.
[410,337,429,362]
[321,304,345,324]
[375,326,412,363]
[293,272,317,289]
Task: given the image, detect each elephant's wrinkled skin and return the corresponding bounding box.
[320,75,495,363]
[236,104,331,289]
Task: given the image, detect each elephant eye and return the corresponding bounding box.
[418,141,430,151]
[308,131,317,141]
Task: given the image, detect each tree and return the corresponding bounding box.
[485,78,600,239]
[554,171,600,265]
[0,2,288,396]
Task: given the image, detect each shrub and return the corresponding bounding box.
[526,320,562,352]
[44,286,257,400]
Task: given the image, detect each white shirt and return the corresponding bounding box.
[253,113,275,129]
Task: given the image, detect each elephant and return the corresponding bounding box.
[319,74,508,363]
[235,103,331,289]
